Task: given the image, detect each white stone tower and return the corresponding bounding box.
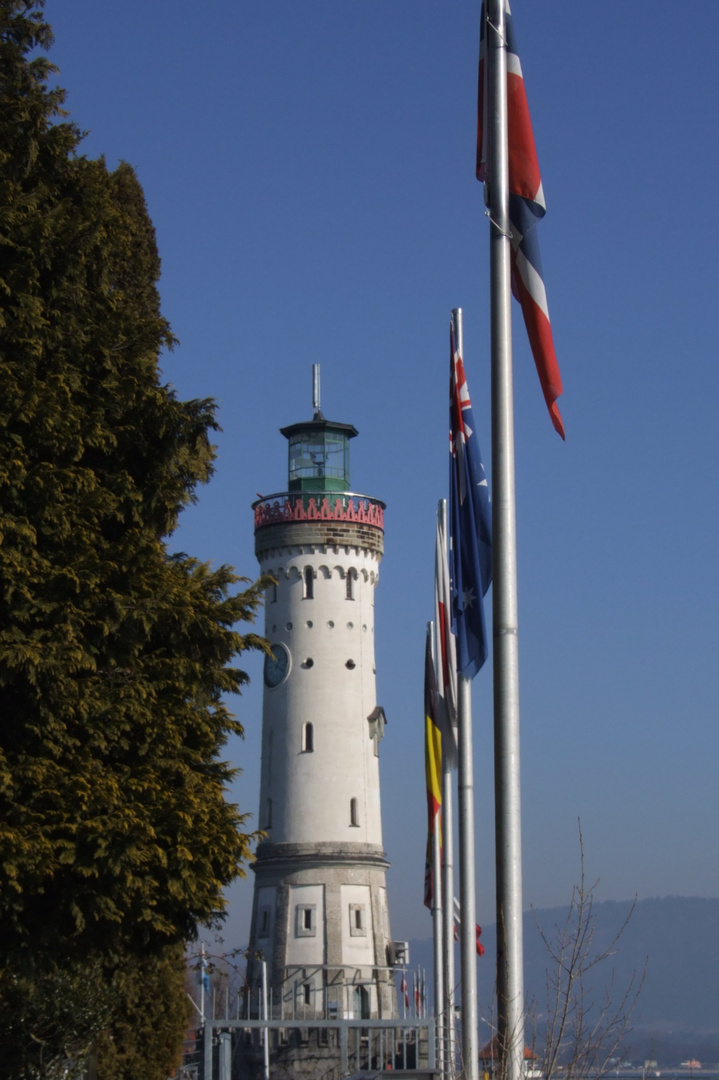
[247,381,396,1025]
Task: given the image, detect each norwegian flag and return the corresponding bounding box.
[449,322,492,679]
[453,896,486,957]
[477,1,565,439]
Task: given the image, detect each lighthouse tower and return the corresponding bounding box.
[247,372,396,1026]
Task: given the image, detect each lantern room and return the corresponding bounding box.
[280,418,358,493]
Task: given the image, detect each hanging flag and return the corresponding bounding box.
[449,324,492,679]
[201,952,210,994]
[434,501,458,767]
[476,2,565,439]
[453,896,486,957]
[423,627,442,908]
[400,973,410,1010]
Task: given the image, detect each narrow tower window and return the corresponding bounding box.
[350,797,359,827]
[303,567,314,599]
[295,904,317,937]
[349,903,367,936]
[346,570,355,600]
[302,722,314,753]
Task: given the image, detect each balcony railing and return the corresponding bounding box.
[253,491,385,531]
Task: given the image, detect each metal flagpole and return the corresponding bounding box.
[458,675,478,1080]
[485,4,525,1080]
[441,756,456,1078]
[437,498,457,1079]
[429,622,446,1077]
[261,959,271,1080]
[453,307,480,1080]
[200,941,206,1024]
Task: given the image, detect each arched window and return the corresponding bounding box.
[346,571,355,600]
[303,567,314,599]
[350,797,359,827]
[302,722,314,753]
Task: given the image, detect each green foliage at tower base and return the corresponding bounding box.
[95,946,192,1080]
[0,946,191,1080]
[0,2,267,1074]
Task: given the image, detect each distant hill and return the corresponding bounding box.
[407,896,719,1063]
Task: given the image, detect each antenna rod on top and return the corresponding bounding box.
[312,363,321,416]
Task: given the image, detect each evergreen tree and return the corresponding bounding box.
[0,2,266,1072]
[94,945,192,1080]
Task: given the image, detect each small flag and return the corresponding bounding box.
[453,896,486,957]
[424,627,442,908]
[400,973,409,1010]
[449,324,492,679]
[434,502,458,767]
[477,1,565,438]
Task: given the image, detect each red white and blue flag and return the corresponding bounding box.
[476,1,565,439]
[449,323,492,679]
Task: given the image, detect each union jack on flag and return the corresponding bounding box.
[477,1,565,439]
[449,321,492,679]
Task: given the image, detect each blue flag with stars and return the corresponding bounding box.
[449,322,492,678]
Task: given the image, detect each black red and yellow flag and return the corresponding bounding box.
[424,627,442,908]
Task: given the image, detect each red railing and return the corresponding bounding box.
[252,491,385,531]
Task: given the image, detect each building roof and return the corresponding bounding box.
[479,1036,538,1061]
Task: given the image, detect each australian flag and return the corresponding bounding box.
[449,322,492,679]
[477,1,565,439]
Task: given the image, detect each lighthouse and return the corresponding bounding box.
[246,369,397,1029]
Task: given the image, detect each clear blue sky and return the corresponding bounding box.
[48,0,719,946]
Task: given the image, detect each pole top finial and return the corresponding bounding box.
[312,363,324,420]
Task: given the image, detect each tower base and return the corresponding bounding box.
[247,842,397,1022]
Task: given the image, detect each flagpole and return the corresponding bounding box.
[200,941,206,1024]
[485,4,525,1080]
[441,757,456,1078]
[457,674,479,1080]
[452,307,480,1080]
[438,499,457,1079]
[429,621,446,1077]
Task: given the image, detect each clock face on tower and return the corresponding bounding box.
[264,643,290,688]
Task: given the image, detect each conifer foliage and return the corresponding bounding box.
[0,1,265,1071]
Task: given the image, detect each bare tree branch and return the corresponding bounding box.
[531,821,646,1080]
